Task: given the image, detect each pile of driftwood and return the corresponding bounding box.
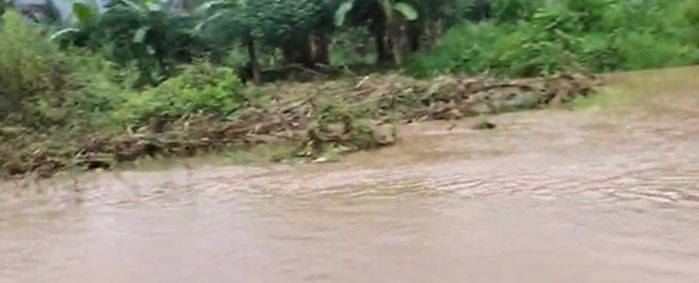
[1,72,599,178]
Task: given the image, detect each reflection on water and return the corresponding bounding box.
[1,67,698,283]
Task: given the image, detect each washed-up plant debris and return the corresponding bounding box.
[0,72,599,179]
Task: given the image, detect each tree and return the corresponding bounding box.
[335,0,390,63]
[490,0,543,23]
[194,0,262,83]
[51,0,207,86]
[197,0,340,80]
[335,0,418,66]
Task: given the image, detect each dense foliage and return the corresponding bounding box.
[7,0,696,82]
[2,0,697,127]
[406,0,699,78]
[110,61,244,125]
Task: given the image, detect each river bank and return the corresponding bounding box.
[1,66,698,283]
[0,72,598,179]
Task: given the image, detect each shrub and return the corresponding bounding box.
[404,22,504,78]
[404,20,585,78]
[678,0,699,47]
[405,1,699,79]
[55,52,142,126]
[111,62,245,126]
[616,31,699,70]
[0,11,68,126]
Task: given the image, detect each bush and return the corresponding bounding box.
[405,21,585,78]
[111,62,245,126]
[0,11,69,125]
[0,9,245,133]
[616,31,699,70]
[56,53,142,126]
[405,0,699,79]
[678,0,699,47]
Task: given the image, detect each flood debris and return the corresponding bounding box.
[1,72,600,179]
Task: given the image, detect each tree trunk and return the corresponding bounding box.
[283,38,313,67]
[310,34,330,66]
[389,20,409,66]
[376,0,411,66]
[246,39,261,85]
[371,23,391,64]
[424,19,443,49]
[467,0,492,22]
[408,22,420,52]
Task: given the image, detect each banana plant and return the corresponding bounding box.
[334,0,418,66]
[45,1,89,44]
[193,0,262,84]
[50,0,206,86]
[334,0,417,26]
[50,0,157,42]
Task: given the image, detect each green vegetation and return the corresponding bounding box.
[406,0,699,78]
[0,0,697,178]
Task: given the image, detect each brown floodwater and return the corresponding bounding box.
[1,67,698,283]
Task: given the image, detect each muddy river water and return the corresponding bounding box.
[1,68,699,283]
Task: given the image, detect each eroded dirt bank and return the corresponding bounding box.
[0,67,698,283]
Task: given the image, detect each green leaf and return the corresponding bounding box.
[142,0,157,6]
[192,11,224,35]
[393,2,418,21]
[194,0,230,14]
[334,0,354,26]
[133,26,149,43]
[72,2,97,25]
[120,0,148,13]
[50,27,81,41]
